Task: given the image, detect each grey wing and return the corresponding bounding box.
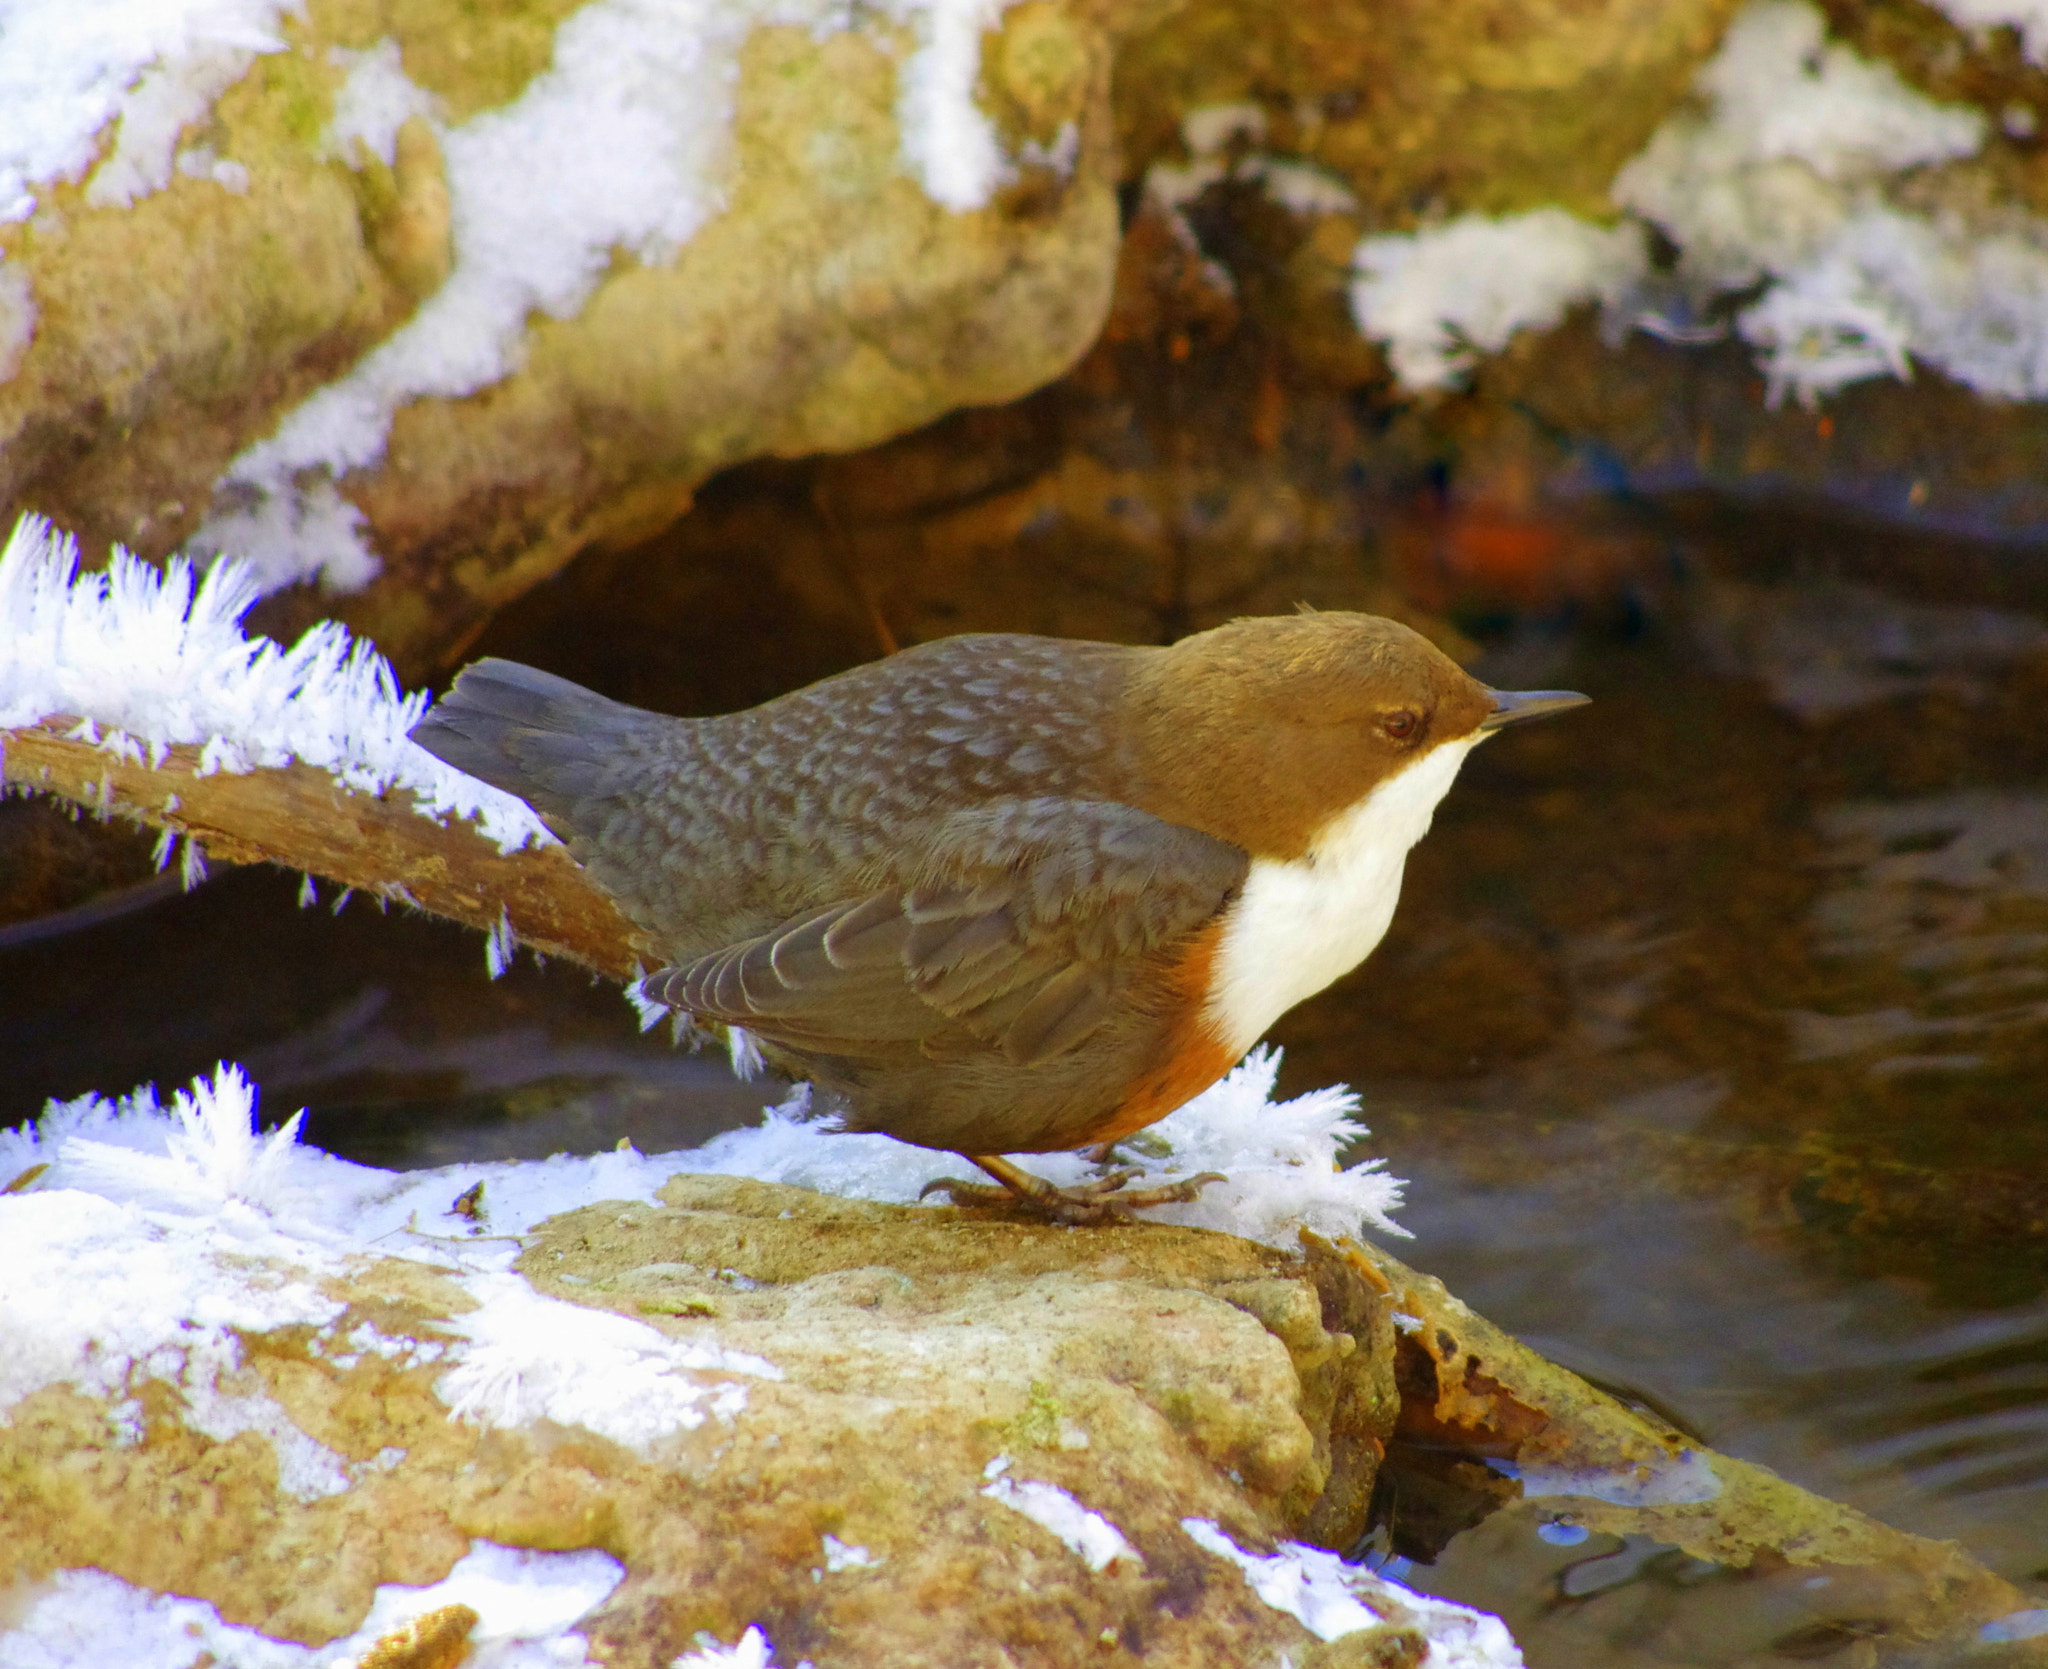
[646,799,1248,1067]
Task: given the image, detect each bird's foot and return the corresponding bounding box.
[920,1154,1227,1226]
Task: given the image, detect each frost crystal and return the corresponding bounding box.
[680,1045,1408,1249]
[0,514,552,853]
[436,1273,780,1451]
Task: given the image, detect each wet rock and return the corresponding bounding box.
[1344,1234,2048,1665]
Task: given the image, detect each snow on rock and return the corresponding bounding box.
[0,514,551,852]
[0,0,296,224]
[1351,0,2048,408]
[435,1272,779,1449]
[670,1624,808,1669]
[0,1544,625,1669]
[160,0,1033,593]
[0,1064,779,1463]
[981,1458,1141,1571]
[1351,210,1648,392]
[192,0,811,592]
[0,1056,1495,1669]
[1182,1520,1525,1668]
[1929,0,2048,65]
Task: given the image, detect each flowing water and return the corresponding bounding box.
[4,492,2045,1662]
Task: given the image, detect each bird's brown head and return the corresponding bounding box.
[1120,611,1587,859]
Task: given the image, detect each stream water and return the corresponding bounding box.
[3,491,2045,1664]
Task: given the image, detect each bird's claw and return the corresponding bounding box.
[920,1164,1228,1226]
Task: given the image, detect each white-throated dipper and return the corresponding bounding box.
[410,613,1586,1221]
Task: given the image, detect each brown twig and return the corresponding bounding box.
[1,720,648,979]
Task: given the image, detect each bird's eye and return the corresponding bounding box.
[1381,709,1421,742]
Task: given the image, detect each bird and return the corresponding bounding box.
[409,611,1586,1222]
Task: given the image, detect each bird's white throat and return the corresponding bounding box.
[1205,736,1479,1056]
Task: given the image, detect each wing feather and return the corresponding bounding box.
[651,799,1246,1065]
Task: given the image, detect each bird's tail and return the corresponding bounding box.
[408,658,660,824]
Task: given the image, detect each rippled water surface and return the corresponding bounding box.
[5,495,2046,1663]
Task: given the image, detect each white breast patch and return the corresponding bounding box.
[1204,737,1479,1057]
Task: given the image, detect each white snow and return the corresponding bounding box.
[0,1065,780,1462]
[1349,0,2048,407]
[0,0,295,224]
[0,1038,1424,1667]
[1147,100,1358,225]
[0,1543,624,1669]
[889,0,1017,212]
[82,42,259,210]
[1633,0,1984,205]
[672,1625,811,1669]
[1181,1520,1524,1667]
[0,514,552,853]
[1351,210,1648,391]
[981,1468,1140,1571]
[0,1044,1408,1460]
[0,0,1053,589]
[323,39,442,168]
[437,1271,779,1448]
[820,1534,879,1571]
[1930,0,2048,65]
[189,0,787,592]
[1612,0,2017,405]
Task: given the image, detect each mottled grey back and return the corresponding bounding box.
[413,637,1148,957]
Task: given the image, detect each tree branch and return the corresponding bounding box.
[2,719,647,979]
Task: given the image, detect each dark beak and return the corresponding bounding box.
[1479,688,1591,732]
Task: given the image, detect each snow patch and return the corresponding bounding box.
[0,514,552,853]
[1929,0,2048,66]
[1613,0,2009,404]
[324,39,442,167]
[890,0,1015,212]
[83,43,256,209]
[982,1472,1140,1571]
[0,1542,623,1669]
[821,1533,879,1571]
[1182,1520,1523,1667]
[1,1063,785,1492]
[1351,210,1647,391]
[437,1272,779,1451]
[672,1625,811,1669]
[0,0,294,223]
[0,1186,345,1422]
[1148,100,1358,223]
